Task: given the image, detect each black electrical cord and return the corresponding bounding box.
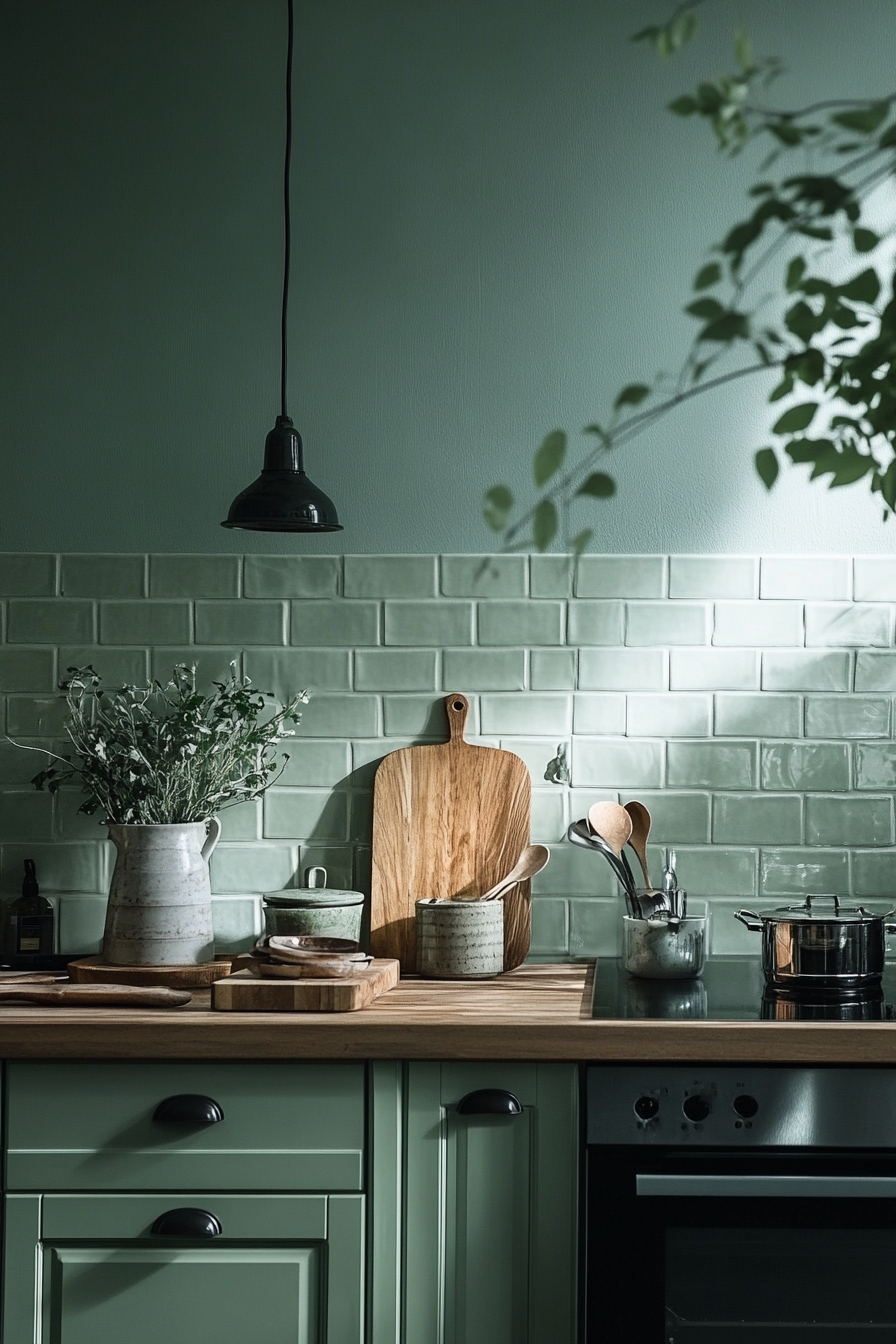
[280,0,294,421]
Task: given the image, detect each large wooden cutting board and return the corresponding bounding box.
[369,693,531,973]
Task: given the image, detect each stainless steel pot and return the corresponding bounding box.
[734,894,896,988]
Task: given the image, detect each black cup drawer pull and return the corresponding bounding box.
[150,1208,222,1238]
[457,1088,523,1116]
[152,1094,224,1125]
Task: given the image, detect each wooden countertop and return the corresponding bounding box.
[2,963,896,1062]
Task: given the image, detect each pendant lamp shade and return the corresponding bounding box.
[221,0,342,533]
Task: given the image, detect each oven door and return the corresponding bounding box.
[584,1148,896,1342]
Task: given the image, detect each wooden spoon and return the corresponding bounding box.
[480,844,550,901]
[623,799,653,888]
[587,802,633,857]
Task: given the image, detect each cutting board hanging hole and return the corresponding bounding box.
[446,693,469,741]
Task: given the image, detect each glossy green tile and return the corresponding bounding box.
[805,795,893,846]
[672,846,757,898]
[243,648,350,696]
[855,744,896,790]
[195,600,285,646]
[57,893,107,955]
[854,558,896,601]
[151,648,241,690]
[290,600,380,647]
[497,738,566,784]
[0,738,59,786]
[667,741,756,789]
[761,556,850,600]
[151,555,241,598]
[761,743,849,792]
[385,601,472,646]
[0,841,109,892]
[572,694,626,735]
[626,694,711,738]
[0,649,56,693]
[805,695,889,739]
[714,693,801,738]
[625,602,709,646]
[99,601,190,646]
[578,649,666,691]
[56,791,107,840]
[713,601,803,646]
[531,649,576,690]
[243,555,339,598]
[708,899,760,955]
[63,647,148,687]
[0,790,54,841]
[568,898,619,957]
[8,599,94,644]
[440,555,527,597]
[567,601,624,645]
[343,555,436,598]
[300,694,379,737]
[356,650,437,692]
[573,738,663,789]
[0,554,57,597]
[805,603,891,647]
[533,843,616,897]
[670,650,759,691]
[620,790,710,843]
[855,652,896,692]
[211,896,261,953]
[217,800,262,841]
[713,794,802,845]
[383,695,469,737]
[350,739,417,787]
[529,898,569,956]
[480,694,571,736]
[280,740,351,787]
[530,555,574,598]
[759,848,850,898]
[576,555,665,598]
[478,600,563,646]
[669,557,757,599]
[762,651,851,692]
[442,649,525,691]
[263,788,349,842]
[852,849,896,897]
[61,554,145,598]
[209,843,298,894]
[349,790,374,844]
[6,696,69,736]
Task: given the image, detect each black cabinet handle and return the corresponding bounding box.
[150,1207,222,1238]
[457,1088,523,1116]
[152,1094,224,1125]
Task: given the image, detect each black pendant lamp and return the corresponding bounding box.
[222,0,342,532]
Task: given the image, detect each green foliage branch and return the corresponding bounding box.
[484,4,896,552]
[11,664,307,825]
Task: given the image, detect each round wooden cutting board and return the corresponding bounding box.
[67,955,234,989]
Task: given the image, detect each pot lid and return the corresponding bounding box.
[750,894,896,924]
[263,865,364,908]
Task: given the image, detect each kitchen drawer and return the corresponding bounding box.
[6,1060,365,1191]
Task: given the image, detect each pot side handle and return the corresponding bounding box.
[733,909,763,932]
[202,816,222,863]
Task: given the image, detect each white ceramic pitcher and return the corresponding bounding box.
[102,819,221,965]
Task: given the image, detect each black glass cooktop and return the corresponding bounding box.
[591,956,896,1022]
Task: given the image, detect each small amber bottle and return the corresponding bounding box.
[4,859,55,960]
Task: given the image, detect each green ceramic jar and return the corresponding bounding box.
[262,867,364,944]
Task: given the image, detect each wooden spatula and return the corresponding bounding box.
[0,983,191,1007]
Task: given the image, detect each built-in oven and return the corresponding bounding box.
[584,1065,896,1342]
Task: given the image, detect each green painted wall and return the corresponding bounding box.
[2,0,895,554]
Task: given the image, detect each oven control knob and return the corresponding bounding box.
[733,1094,759,1119]
[682,1094,711,1123]
[634,1095,659,1121]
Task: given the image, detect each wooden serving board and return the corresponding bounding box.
[212,959,400,1012]
[68,956,233,989]
[369,692,532,973]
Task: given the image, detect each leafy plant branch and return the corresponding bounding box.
[484,6,896,552]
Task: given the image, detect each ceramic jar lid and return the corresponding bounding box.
[263,866,364,909]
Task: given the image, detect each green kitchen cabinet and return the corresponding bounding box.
[401,1062,578,1344]
[3,1192,364,1343]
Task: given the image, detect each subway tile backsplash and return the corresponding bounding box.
[2,552,896,962]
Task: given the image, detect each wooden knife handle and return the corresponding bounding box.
[0,984,191,1007]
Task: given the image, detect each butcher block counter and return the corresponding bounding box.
[2,962,896,1062]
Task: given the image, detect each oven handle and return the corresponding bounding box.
[637,1174,896,1198]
